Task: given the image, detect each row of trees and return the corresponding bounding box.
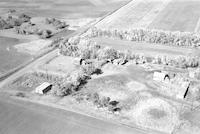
[86,27,200,47]
[58,37,200,68]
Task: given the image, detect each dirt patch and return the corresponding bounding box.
[148,108,167,119]
[126,98,180,133]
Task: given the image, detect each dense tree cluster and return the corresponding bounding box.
[45,18,68,30]
[14,23,52,38]
[86,27,200,47]
[0,13,31,30]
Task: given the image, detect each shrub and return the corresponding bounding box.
[39,29,52,39]
[51,82,73,97]
[18,13,31,22]
[97,46,118,60]
[100,96,110,107]
[15,92,26,97]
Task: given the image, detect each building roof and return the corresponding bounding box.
[35,82,51,91]
[153,72,166,81]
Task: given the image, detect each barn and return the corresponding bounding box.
[35,82,52,94]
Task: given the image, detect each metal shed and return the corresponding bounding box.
[35,82,52,94]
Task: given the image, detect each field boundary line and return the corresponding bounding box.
[194,17,200,32]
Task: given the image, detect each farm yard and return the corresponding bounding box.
[2,0,200,134]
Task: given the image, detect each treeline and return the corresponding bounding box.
[58,37,200,68]
[86,27,200,47]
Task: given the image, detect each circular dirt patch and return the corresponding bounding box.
[131,98,180,133]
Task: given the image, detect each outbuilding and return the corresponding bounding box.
[153,71,170,82]
[35,82,52,94]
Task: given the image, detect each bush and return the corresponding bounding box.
[15,92,26,97]
[97,47,118,60]
[18,13,31,22]
[51,82,73,97]
[39,29,52,39]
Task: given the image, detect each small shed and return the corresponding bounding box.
[35,82,52,94]
[153,72,170,82]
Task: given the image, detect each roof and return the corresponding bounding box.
[153,72,167,81]
[36,82,51,91]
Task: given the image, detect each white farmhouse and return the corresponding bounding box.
[35,82,52,94]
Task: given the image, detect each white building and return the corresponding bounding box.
[153,72,170,82]
[35,82,52,94]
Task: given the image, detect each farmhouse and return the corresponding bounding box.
[35,82,52,94]
[153,71,170,82]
